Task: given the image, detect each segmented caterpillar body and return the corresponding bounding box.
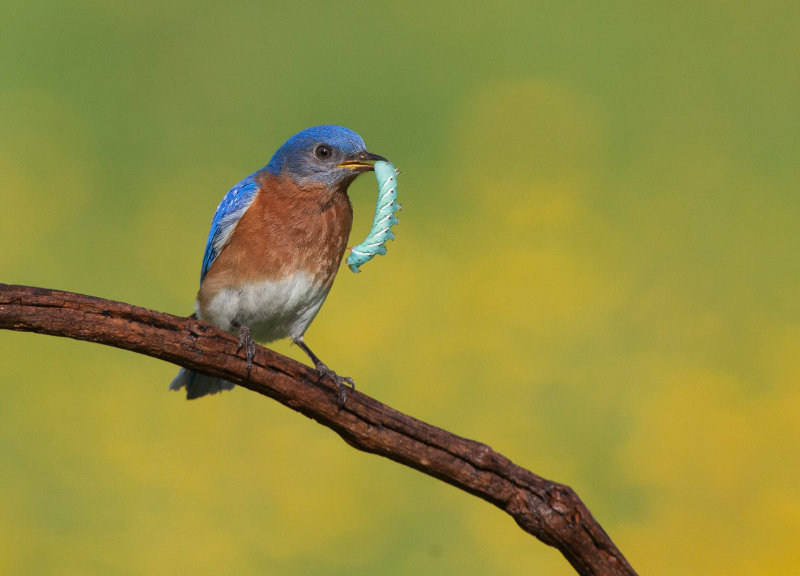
[347,160,401,273]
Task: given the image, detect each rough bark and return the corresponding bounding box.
[0,283,637,576]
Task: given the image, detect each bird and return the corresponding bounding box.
[170,124,386,402]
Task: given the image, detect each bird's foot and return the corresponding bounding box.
[316,362,355,407]
[293,337,354,406]
[236,325,257,377]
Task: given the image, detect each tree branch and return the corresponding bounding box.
[0,283,637,576]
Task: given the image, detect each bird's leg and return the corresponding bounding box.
[234,323,257,377]
[294,337,355,407]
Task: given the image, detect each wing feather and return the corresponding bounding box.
[200,174,260,283]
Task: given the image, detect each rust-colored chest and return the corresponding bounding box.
[200,173,354,292]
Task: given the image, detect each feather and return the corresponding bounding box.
[200,175,260,283]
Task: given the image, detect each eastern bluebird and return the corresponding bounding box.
[170,125,386,402]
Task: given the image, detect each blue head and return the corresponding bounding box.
[265,125,386,189]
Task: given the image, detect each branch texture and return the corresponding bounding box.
[0,284,637,576]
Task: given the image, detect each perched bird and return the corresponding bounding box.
[170,125,386,401]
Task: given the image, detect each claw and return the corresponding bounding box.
[237,325,257,377]
[316,363,355,406]
[293,337,354,406]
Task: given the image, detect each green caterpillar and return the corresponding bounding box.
[347,160,401,273]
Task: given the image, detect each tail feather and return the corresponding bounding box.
[170,368,235,399]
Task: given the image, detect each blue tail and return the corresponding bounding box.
[169,368,235,400]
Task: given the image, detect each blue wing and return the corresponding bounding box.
[200,173,260,284]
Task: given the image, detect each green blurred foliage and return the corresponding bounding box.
[2,1,799,574]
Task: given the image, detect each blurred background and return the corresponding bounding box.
[1,2,798,574]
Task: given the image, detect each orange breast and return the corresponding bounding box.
[197,172,353,310]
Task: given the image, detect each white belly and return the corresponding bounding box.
[196,272,330,342]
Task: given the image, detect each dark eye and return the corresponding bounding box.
[314,145,331,160]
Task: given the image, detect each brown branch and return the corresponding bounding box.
[0,283,637,576]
